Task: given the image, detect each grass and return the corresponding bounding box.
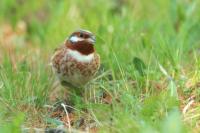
[0,0,200,132]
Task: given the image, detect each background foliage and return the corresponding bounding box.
[0,0,200,132]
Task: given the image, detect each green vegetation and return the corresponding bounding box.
[0,0,200,132]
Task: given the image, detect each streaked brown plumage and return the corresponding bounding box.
[51,30,100,88]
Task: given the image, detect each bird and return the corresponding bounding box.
[51,29,100,90]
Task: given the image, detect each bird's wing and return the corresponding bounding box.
[54,43,65,52]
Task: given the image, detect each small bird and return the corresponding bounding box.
[51,29,100,89]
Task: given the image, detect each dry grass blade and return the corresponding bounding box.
[61,103,72,132]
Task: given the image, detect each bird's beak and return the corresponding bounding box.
[88,35,96,44]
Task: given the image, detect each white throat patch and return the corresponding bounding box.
[67,49,94,63]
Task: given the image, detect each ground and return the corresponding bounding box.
[0,0,200,133]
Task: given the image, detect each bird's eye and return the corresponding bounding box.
[80,33,84,38]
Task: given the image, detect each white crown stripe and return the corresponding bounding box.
[69,36,84,43]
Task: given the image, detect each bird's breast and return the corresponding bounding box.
[51,48,100,87]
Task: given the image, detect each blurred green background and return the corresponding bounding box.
[0,0,200,132]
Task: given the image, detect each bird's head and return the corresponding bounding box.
[66,29,96,55]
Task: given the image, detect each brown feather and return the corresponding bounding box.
[65,40,94,55]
